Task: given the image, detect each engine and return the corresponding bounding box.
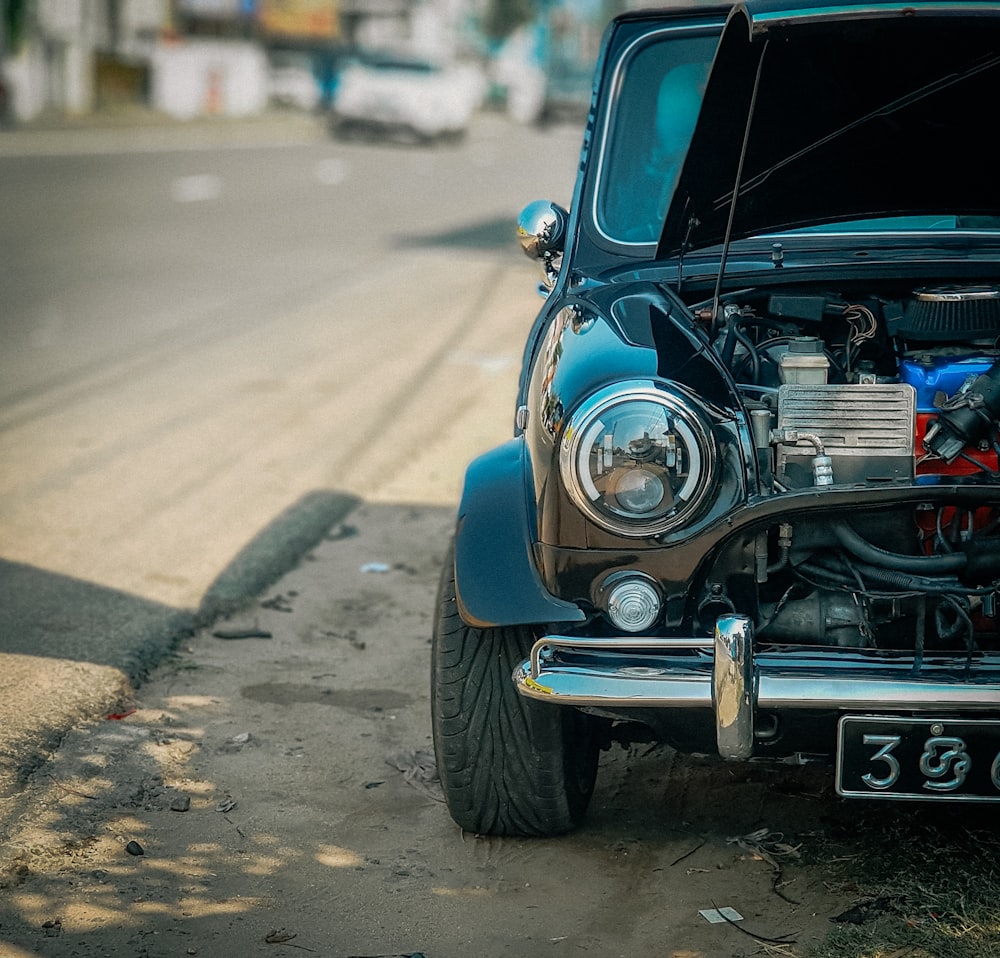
[698,284,1000,655]
[706,284,1000,487]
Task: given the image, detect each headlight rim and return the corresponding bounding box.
[558,380,717,538]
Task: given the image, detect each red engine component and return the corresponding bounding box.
[914,504,999,554]
[915,413,999,476]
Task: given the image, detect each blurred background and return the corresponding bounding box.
[0,0,657,128]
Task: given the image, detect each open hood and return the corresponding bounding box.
[658,1,1000,258]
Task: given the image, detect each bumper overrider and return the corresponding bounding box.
[513,615,1000,761]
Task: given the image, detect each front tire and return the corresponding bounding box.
[431,541,600,836]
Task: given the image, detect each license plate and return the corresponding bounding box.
[837,716,1000,802]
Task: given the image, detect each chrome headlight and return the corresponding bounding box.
[559,382,716,537]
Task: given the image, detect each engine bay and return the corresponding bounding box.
[703,282,1000,487]
[693,283,1000,657]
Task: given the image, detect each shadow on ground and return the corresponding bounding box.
[393,216,516,252]
[1,497,998,958]
[0,490,357,809]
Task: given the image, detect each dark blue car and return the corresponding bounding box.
[432,0,1000,836]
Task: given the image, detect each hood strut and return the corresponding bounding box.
[711,37,770,338]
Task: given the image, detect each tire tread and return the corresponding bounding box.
[431,540,598,836]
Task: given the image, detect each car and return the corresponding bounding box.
[430,0,1000,836]
[329,49,484,143]
[267,50,322,112]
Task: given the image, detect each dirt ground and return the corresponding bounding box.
[1,503,869,958]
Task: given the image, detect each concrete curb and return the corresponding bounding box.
[198,490,360,624]
[0,490,360,811]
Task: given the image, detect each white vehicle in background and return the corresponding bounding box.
[267,50,321,112]
[330,49,484,144]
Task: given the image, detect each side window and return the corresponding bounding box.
[596,35,717,245]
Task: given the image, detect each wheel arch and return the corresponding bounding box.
[453,438,586,629]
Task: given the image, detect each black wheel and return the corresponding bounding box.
[431,540,600,836]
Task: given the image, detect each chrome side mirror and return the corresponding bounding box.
[517,199,568,259]
[517,200,569,293]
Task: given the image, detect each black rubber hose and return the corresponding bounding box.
[850,562,966,594]
[832,522,967,574]
[959,538,1000,585]
[801,556,966,594]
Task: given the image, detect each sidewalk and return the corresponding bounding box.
[0,490,358,826]
[0,106,330,157]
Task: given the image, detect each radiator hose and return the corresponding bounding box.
[832,522,967,574]
[832,522,1000,586]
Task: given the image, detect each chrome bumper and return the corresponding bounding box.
[513,614,1000,761]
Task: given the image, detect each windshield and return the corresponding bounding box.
[595,32,718,246]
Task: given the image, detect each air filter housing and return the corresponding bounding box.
[898,286,1000,341]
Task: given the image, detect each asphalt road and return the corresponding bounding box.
[0,110,582,798]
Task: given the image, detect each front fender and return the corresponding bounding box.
[453,438,586,629]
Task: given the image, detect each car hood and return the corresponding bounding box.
[658,1,1000,257]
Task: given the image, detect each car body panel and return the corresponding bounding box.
[454,439,584,628]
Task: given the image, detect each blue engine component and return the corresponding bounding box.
[898,355,997,411]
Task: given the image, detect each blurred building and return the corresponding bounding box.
[0,0,640,124]
[0,0,478,121]
[2,0,170,120]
